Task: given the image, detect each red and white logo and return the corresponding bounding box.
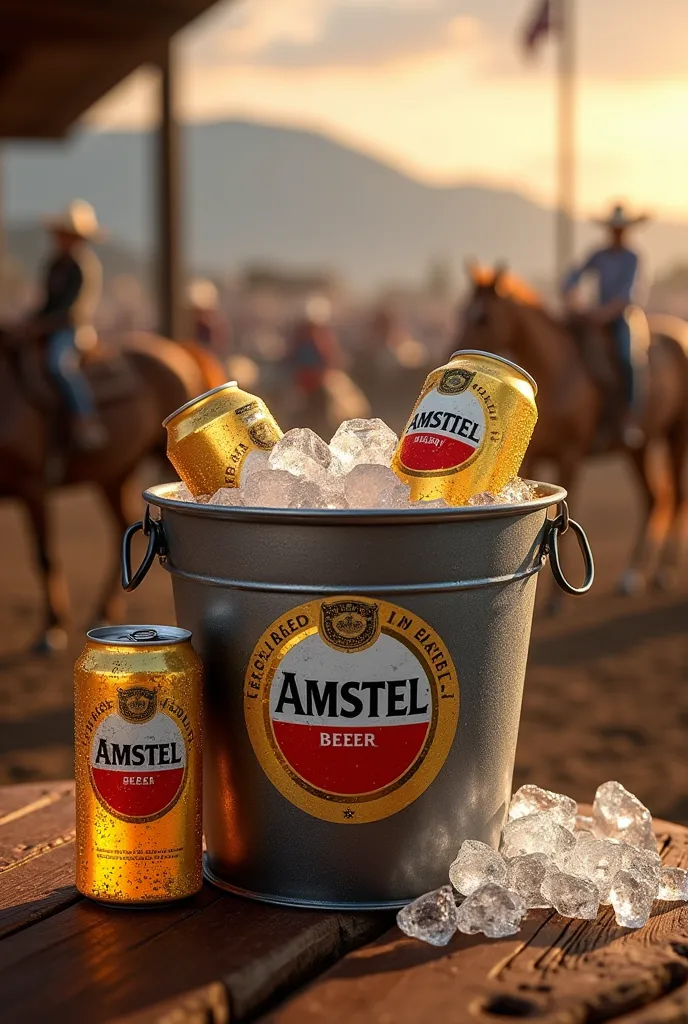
[90,712,186,821]
[399,387,485,473]
[269,631,432,796]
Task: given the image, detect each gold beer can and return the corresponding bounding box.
[392,349,538,505]
[74,626,203,905]
[164,381,283,497]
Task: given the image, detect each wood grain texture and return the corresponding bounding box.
[0,781,79,939]
[107,982,230,1024]
[264,819,688,1024]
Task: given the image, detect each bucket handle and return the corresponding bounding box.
[121,507,166,592]
[546,501,594,595]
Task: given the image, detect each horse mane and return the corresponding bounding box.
[473,265,542,308]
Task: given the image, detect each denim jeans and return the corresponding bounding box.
[609,316,633,406]
[46,327,96,417]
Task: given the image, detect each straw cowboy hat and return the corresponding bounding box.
[594,203,649,230]
[43,199,106,240]
[187,278,219,311]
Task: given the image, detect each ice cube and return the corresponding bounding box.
[592,781,656,852]
[657,867,688,901]
[240,469,298,509]
[505,853,550,909]
[207,487,244,507]
[396,885,459,946]
[467,491,497,507]
[455,883,526,938]
[449,840,507,896]
[500,811,576,860]
[269,428,336,481]
[378,482,412,508]
[508,785,577,829]
[497,477,536,503]
[413,497,450,509]
[618,843,661,897]
[541,868,600,919]
[238,449,271,485]
[330,418,398,470]
[609,870,655,928]
[170,482,208,503]
[566,838,623,902]
[575,814,595,832]
[343,464,405,508]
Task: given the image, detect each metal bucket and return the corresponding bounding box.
[123,482,593,910]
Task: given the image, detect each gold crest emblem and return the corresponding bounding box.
[118,686,157,724]
[438,368,475,395]
[248,420,280,450]
[320,599,380,652]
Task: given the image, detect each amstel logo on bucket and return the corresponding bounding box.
[399,368,489,475]
[89,687,187,823]
[244,597,459,823]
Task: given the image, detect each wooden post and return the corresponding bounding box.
[555,0,576,284]
[157,41,184,340]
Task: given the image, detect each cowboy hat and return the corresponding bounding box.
[42,199,106,240]
[594,203,649,230]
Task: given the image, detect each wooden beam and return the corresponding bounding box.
[157,43,185,341]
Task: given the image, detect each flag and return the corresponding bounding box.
[522,0,558,53]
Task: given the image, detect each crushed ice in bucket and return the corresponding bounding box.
[166,419,538,510]
[396,782,688,944]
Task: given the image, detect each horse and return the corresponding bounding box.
[455,264,688,595]
[0,330,225,653]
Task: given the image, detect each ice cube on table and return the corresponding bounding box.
[566,838,623,902]
[343,465,405,508]
[456,883,526,938]
[592,781,657,852]
[609,870,655,928]
[505,853,550,909]
[396,886,459,946]
[541,868,600,919]
[618,843,661,897]
[657,867,688,901]
[449,840,507,896]
[208,487,244,507]
[508,785,577,829]
[330,418,398,470]
[500,811,576,860]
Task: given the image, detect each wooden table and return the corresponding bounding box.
[1,782,687,1024]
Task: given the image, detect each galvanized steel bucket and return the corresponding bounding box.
[122,482,593,909]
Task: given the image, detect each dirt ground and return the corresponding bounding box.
[0,455,686,823]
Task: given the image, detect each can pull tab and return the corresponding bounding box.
[121,507,167,592]
[128,628,160,642]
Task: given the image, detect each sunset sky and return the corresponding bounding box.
[87,0,688,220]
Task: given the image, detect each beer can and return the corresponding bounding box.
[392,349,538,505]
[164,381,283,497]
[74,625,203,905]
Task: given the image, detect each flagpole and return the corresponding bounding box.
[556,0,576,284]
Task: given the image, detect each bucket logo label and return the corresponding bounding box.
[244,597,459,823]
[89,689,187,822]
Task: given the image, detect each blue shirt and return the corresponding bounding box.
[563,246,639,307]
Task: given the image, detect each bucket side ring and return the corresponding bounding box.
[121,508,167,592]
[546,503,595,595]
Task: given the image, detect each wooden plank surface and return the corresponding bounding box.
[0,781,79,937]
[0,782,390,1024]
[264,818,688,1024]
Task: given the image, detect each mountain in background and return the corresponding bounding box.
[5,120,688,291]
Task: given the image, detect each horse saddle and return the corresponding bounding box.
[19,338,143,412]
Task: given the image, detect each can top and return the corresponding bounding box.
[449,349,538,396]
[162,381,239,428]
[86,625,192,647]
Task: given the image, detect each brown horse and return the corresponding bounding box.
[455,264,688,594]
[0,331,221,652]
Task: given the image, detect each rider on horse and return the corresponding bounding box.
[562,203,648,438]
[26,200,107,451]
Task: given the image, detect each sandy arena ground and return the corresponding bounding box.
[0,455,686,822]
